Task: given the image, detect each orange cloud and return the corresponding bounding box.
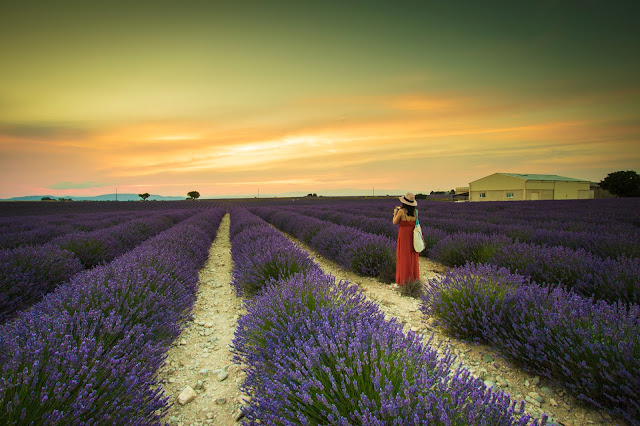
[2,86,638,198]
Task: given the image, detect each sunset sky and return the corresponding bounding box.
[1,0,638,198]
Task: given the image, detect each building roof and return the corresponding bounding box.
[498,173,588,182]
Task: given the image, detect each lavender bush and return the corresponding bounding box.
[233,272,537,425]
[0,225,70,249]
[230,209,322,297]
[0,208,225,424]
[0,309,169,424]
[310,224,362,262]
[0,210,180,250]
[344,233,395,280]
[429,234,640,305]
[421,263,640,424]
[253,208,330,245]
[0,211,200,323]
[47,231,116,268]
[48,212,191,268]
[430,233,512,267]
[229,208,267,239]
[252,207,397,282]
[232,230,321,297]
[0,245,84,323]
[491,242,640,305]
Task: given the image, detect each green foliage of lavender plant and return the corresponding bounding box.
[233,272,369,373]
[230,209,321,297]
[53,234,110,268]
[429,233,511,267]
[346,237,395,282]
[423,267,518,340]
[0,245,83,323]
[399,278,423,299]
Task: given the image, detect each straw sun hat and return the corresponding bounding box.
[399,192,417,206]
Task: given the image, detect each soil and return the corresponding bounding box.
[158,213,626,426]
[158,214,247,425]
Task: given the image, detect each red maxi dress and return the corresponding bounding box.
[396,220,420,285]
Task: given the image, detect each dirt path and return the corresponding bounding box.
[159,214,247,425]
[280,233,625,426]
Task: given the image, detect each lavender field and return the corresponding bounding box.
[0,198,638,425]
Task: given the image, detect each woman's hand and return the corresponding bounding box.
[392,206,403,224]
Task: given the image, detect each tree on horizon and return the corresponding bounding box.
[600,170,640,197]
[138,193,150,201]
[187,191,200,200]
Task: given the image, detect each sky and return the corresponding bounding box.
[1,0,639,199]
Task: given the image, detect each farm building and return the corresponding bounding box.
[468,173,594,202]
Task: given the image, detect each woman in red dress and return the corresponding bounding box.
[392,192,419,287]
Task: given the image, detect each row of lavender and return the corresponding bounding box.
[228,209,542,424]
[275,202,640,305]
[293,198,640,260]
[422,263,640,425]
[249,207,396,282]
[339,198,640,236]
[0,210,161,249]
[0,199,219,217]
[0,210,200,323]
[429,233,640,305]
[0,208,225,424]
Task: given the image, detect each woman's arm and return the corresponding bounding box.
[392,206,404,225]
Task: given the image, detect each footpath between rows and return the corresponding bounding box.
[159,214,246,425]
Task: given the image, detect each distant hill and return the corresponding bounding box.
[2,193,185,201]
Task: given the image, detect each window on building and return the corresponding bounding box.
[479,193,486,198]
[506,192,514,198]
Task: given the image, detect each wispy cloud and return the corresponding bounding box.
[0,122,89,141]
[47,181,108,190]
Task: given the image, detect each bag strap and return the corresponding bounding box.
[416,211,420,226]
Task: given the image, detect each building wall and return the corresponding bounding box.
[524,181,555,201]
[550,181,591,200]
[469,174,524,201]
[593,187,616,199]
[524,189,554,200]
[469,174,594,201]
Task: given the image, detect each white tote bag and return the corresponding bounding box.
[413,215,425,252]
